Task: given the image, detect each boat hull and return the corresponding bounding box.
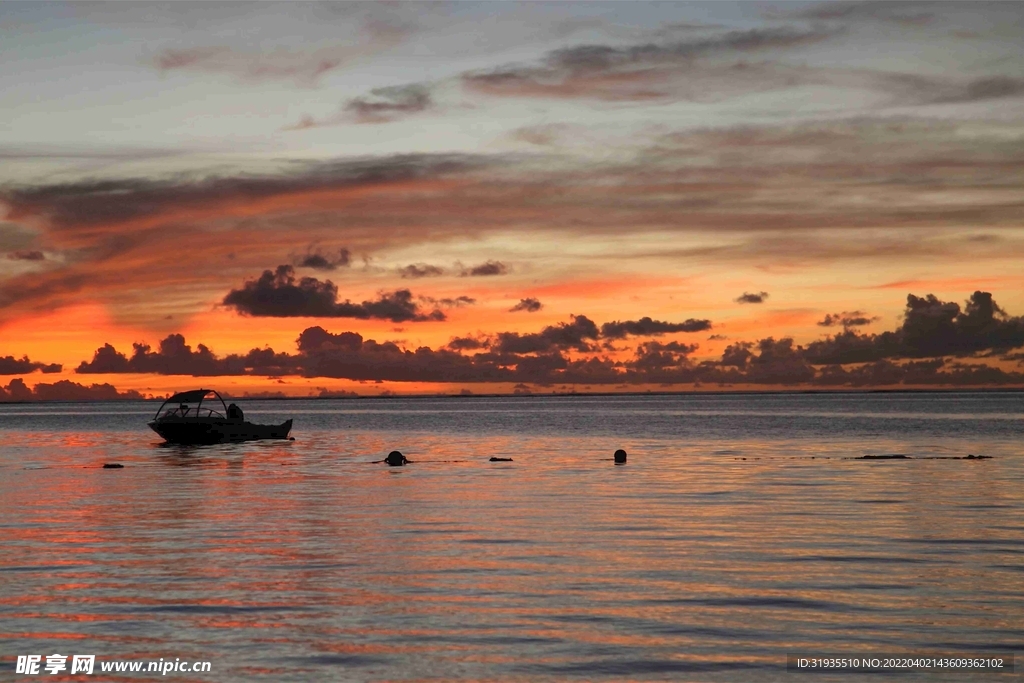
[149,418,293,445]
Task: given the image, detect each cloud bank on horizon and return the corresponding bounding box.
[0,1,1022,396]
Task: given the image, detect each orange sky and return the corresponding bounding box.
[2,2,1024,398]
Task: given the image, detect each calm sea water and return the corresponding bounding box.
[1,392,1022,681]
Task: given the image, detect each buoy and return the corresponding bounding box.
[385,450,408,466]
[614,449,627,464]
[103,463,124,469]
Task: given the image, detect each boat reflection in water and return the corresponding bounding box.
[148,389,293,445]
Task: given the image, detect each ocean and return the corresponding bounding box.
[1,392,1022,681]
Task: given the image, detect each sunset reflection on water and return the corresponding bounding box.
[2,394,1023,681]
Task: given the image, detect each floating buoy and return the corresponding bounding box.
[103,463,124,469]
[614,449,627,464]
[385,450,408,466]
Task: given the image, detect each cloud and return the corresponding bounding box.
[295,248,351,271]
[222,265,445,322]
[600,316,712,339]
[803,291,1024,364]
[793,1,933,25]
[510,297,543,313]
[4,120,1023,326]
[447,336,490,351]
[817,311,879,327]
[346,84,433,123]
[494,315,600,354]
[7,250,45,261]
[462,260,509,277]
[398,263,445,279]
[736,291,769,304]
[420,295,476,308]
[71,292,1024,388]
[463,27,836,102]
[0,378,143,402]
[0,355,62,375]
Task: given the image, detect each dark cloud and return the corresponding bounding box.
[736,291,769,304]
[0,378,143,402]
[0,355,62,375]
[72,292,1024,387]
[296,248,351,271]
[7,250,45,261]
[628,340,699,371]
[295,327,511,383]
[346,84,432,123]
[793,2,933,25]
[600,316,711,339]
[934,76,1024,105]
[76,334,296,377]
[447,336,490,351]
[463,27,835,101]
[463,260,508,277]
[510,297,543,313]
[420,295,476,308]
[494,315,600,354]
[398,263,445,279]
[804,291,1024,364]
[817,311,879,327]
[222,265,445,322]
[2,153,487,230]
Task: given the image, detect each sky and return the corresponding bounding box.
[1,0,1023,400]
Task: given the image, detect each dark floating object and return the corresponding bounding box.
[148,389,292,445]
[102,463,124,469]
[385,451,408,466]
[964,454,992,459]
[489,457,513,462]
[614,449,627,464]
[859,454,909,460]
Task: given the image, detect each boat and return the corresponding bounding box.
[148,389,293,445]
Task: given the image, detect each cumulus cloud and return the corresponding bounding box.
[494,315,600,353]
[0,378,143,402]
[510,297,543,313]
[0,355,62,375]
[804,291,1024,364]
[736,291,769,304]
[600,316,712,339]
[222,265,445,322]
[70,292,1024,388]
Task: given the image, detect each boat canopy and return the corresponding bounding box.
[153,389,229,420]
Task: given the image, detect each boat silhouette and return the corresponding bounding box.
[148,389,292,445]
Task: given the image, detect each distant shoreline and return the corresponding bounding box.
[1,387,1023,405]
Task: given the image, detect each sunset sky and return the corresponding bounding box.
[1,1,1023,399]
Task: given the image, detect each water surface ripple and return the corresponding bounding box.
[1,393,1022,681]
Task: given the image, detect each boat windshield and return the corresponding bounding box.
[159,404,225,420]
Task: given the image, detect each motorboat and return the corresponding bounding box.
[148,389,293,445]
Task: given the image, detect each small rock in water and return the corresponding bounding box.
[103,463,124,469]
[385,450,408,466]
[489,457,513,462]
[614,449,627,464]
